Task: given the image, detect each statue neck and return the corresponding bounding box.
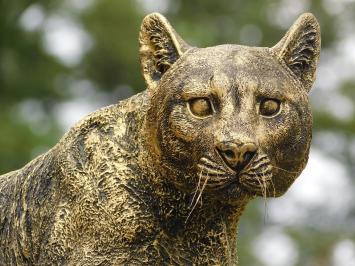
[134,167,245,264]
[135,144,246,264]
[132,107,247,264]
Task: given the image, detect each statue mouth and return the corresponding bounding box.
[238,154,275,197]
[196,155,274,196]
[195,156,238,191]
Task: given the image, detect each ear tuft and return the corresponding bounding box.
[139,13,191,89]
[272,13,321,91]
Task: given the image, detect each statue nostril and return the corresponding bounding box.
[243,151,255,165]
[223,150,235,159]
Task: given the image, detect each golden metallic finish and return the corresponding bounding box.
[0,12,320,265]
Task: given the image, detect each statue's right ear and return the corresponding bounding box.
[139,13,191,89]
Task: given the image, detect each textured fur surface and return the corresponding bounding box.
[0,13,320,265]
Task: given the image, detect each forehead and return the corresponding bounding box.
[179,45,301,97]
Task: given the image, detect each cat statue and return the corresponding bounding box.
[0,12,320,265]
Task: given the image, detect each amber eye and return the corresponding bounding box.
[259,98,281,117]
[188,98,213,118]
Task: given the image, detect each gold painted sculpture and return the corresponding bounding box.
[0,12,320,265]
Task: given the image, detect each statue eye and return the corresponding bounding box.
[259,98,281,117]
[188,98,214,118]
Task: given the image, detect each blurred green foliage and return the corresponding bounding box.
[1,0,355,265]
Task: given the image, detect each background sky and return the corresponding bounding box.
[1,0,355,265]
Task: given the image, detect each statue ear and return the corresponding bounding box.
[139,13,191,89]
[272,13,321,91]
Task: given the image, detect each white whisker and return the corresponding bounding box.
[271,165,299,174]
[189,169,203,208]
[269,175,276,197]
[197,164,228,176]
[261,173,269,224]
[200,157,227,172]
[185,169,210,224]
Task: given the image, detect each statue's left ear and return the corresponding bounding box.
[272,13,321,92]
[139,13,191,89]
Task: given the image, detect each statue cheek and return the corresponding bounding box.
[269,136,310,195]
[257,118,310,172]
[168,107,201,142]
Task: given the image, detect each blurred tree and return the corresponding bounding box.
[0,1,67,172]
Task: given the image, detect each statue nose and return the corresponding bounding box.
[216,141,258,171]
